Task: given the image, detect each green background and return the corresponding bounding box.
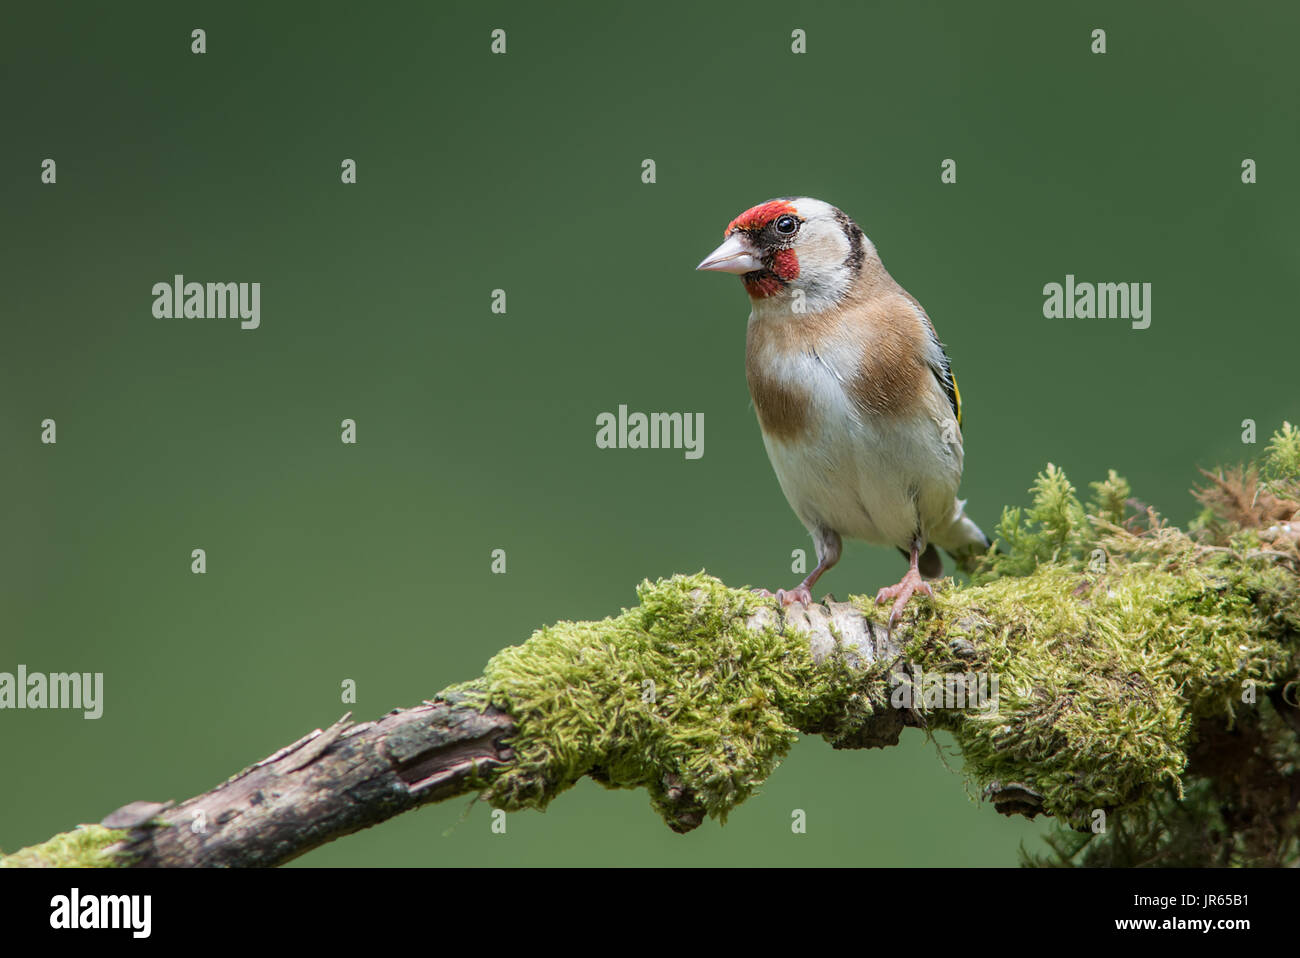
[2,1,1295,866]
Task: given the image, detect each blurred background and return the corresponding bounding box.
[2,0,1295,865]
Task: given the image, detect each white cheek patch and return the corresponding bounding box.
[789,217,853,312]
[800,224,848,266]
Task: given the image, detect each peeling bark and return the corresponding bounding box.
[103,697,515,867]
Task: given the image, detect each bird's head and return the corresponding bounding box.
[696,197,870,312]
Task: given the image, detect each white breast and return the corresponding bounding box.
[751,320,963,551]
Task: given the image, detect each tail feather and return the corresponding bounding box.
[929,498,993,575]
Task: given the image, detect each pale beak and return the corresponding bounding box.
[696,233,765,274]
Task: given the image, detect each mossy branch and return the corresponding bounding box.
[5,426,1299,868]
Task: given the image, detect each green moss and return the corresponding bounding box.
[0,825,129,868]
[1086,470,1131,526]
[982,464,1090,578]
[453,500,1293,836]
[913,552,1292,826]
[1262,420,1300,484]
[437,425,1298,864]
[918,425,1299,860]
[453,572,884,830]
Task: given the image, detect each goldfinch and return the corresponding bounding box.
[697,197,990,624]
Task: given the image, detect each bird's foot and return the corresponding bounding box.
[776,585,813,607]
[752,586,813,607]
[875,568,933,629]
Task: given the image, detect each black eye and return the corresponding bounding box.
[775,215,798,235]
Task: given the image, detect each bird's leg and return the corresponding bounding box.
[772,566,824,607]
[759,529,840,607]
[875,537,934,628]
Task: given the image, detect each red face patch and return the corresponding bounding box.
[771,248,799,281]
[743,272,786,298]
[725,199,798,236]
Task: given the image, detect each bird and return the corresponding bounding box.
[696,197,991,626]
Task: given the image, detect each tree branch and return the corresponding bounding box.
[5,427,1299,868]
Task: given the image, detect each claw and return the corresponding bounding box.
[775,585,813,607]
[875,567,933,629]
[753,585,813,606]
